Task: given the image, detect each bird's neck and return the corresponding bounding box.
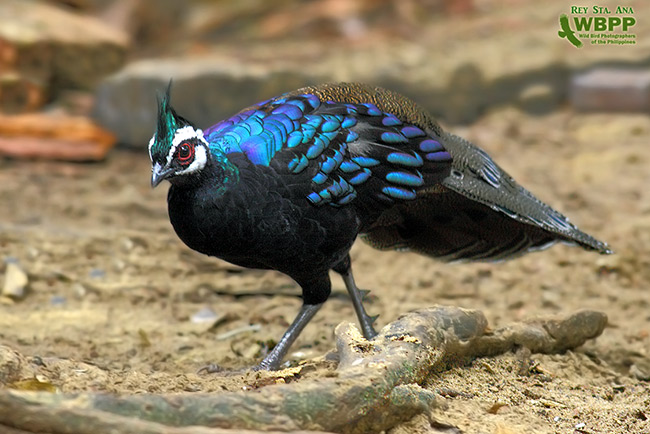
[208,150,240,193]
[170,149,239,195]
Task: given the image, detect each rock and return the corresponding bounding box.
[114,0,187,53]
[0,112,116,160]
[92,52,561,146]
[2,262,28,300]
[0,0,129,96]
[93,56,329,146]
[570,68,650,112]
[92,3,650,146]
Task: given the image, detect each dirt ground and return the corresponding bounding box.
[0,107,649,433]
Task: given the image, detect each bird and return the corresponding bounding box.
[148,82,611,371]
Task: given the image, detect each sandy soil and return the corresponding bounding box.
[0,108,649,433]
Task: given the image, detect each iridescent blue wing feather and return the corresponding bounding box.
[203,94,453,210]
[335,102,452,206]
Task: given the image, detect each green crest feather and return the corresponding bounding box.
[150,80,192,161]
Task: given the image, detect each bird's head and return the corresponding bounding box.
[148,85,210,188]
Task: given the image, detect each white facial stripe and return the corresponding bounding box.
[167,126,207,165]
[148,134,156,160]
[159,125,210,177]
[149,125,209,179]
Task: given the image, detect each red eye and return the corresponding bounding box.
[177,142,194,164]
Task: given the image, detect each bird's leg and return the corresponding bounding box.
[333,256,378,340]
[340,271,378,340]
[256,302,323,371]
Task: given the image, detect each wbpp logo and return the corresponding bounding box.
[558,6,636,48]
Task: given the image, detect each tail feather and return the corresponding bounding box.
[438,133,612,255]
[361,188,608,262]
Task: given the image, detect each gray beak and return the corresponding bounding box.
[151,163,174,188]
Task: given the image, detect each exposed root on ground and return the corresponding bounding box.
[0,306,607,434]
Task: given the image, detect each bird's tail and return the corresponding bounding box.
[360,133,612,262]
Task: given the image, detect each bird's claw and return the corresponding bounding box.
[359,289,371,300]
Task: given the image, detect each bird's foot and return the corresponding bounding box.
[360,313,379,340]
[252,363,273,372]
[253,351,286,371]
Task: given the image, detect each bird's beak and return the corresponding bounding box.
[151,163,174,188]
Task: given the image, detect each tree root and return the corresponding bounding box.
[0,306,607,434]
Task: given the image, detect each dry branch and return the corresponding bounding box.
[0,306,607,434]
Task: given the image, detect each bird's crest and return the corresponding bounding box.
[149,81,192,162]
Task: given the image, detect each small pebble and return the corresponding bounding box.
[50,295,67,306]
[2,261,28,299]
[575,422,586,429]
[35,374,49,383]
[112,258,126,272]
[89,268,106,279]
[191,306,220,324]
[72,283,87,298]
[121,237,135,252]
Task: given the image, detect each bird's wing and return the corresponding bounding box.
[202,94,453,210]
[292,100,454,209]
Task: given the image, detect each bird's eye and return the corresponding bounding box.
[177,142,194,164]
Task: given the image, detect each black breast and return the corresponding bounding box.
[167,156,361,277]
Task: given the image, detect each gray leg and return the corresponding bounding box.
[334,257,378,340]
[257,303,323,371]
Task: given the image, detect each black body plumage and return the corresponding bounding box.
[148,82,611,370]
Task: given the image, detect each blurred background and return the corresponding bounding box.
[1,2,650,429]
[0,0,647,155]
